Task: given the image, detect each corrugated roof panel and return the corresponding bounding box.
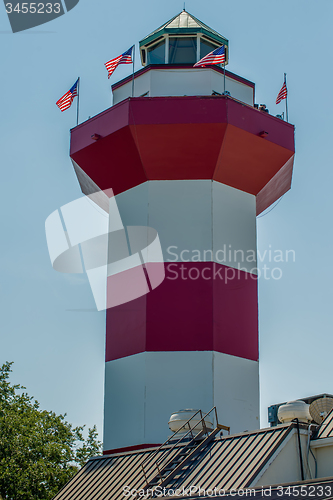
[178,438,235,489]
[54,458,114,500]
[223,434,269,490]
[169,439,225,489]
[101,457,144,500]
[195,435,257,489]
[202,440,246,489]
[103,448,168,500]
[316,408,333,439]
[53,426,294,500]
[212,433,268,490]
[230,427,290,489]
[97,453,144,500]
[166,426,292,492]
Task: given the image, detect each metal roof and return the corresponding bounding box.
[53,425,294,500]
[139,11,228,48]
[315,408,333,439]
[165,425,293,491]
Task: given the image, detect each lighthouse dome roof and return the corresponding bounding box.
[139,10,228,49]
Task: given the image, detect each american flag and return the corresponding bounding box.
[105,46,134,79]
[276,82,287,104]
[194,45,225,67]
[56,79,79,112]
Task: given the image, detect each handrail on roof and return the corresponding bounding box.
[141,409,202,475]
[141,407,229,486]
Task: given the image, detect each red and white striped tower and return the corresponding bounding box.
[70,11,295,454]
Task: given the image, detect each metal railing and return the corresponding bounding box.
[141,407,226,486]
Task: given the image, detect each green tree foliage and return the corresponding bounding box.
[0,362,102,500]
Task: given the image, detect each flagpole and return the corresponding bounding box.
[223,60,226,94]
[76,77,80,126]
[132,45,135,97]
[284,73,288,123]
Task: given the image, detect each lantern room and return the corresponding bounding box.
[139,9,229,67]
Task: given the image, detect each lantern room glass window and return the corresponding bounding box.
[147,39,165,64]
[169,37,197,64]
[200,39,220,60]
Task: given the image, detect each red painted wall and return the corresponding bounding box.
[106,262,258,362]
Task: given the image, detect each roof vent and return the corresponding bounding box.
[168,409,213,435]
[278,400,312,424]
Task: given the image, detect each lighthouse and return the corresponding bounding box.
[69,10,295,454]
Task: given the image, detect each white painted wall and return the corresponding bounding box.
[147,180,212,265]
[212,182,257,272]
[112,68,254,106]
[113,180,257,273]
[255,430,312,486]
[104,353,146,450]
[211,70,253,104]
[316,446,333,478]
[103,351,259,451]
[213,351,259,432]
[311,438,333,479]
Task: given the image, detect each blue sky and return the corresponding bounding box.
[1,0,333,438]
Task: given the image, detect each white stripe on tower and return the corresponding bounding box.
[103,179,259,453]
